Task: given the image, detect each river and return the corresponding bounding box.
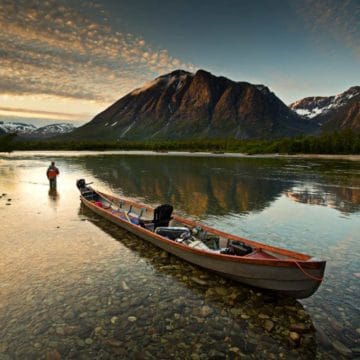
[0,151,359,359]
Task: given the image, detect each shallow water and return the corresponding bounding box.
[0,151,359,359]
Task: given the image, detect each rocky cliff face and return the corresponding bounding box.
[290,86,360,131]
[70,69,316,140]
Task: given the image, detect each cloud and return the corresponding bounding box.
[0,0,196,105]
[0,106,87,120]
[293,0,360,58]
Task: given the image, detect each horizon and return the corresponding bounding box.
[1,0,359,127]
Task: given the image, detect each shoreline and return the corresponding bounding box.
[1,150,360,161]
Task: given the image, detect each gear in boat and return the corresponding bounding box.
[76,179,254,255]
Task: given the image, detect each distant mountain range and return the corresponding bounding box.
[290,86,360,132]
[0,122,75,138]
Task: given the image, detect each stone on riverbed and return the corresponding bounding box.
[190,277,207,286]
[264,319,274,332]
[120,280,129,290]
[290,323,310,333]
[0,342,8,353]
[45,350,61,360]
[289,331,301,343]
[332,340,353,358]
[199,305,212,317]
[85,338,93,345]
[110,316,118,324]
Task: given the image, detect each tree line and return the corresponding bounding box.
[1,130,359,154]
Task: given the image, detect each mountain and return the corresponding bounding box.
[32,123,76,137]
[0,121,37,135]
[290,86,360,132]
[0,121,76,138]
[69,69,316,141]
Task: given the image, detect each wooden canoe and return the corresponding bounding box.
[76,179,326,299]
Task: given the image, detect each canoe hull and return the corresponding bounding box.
[81,196,325,299]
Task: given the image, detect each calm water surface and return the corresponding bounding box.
[0,151,359,359]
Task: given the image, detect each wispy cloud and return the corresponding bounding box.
[293,0,360,58]
[0,106,87,120]
[0,0,196,107]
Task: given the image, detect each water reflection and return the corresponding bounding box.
[75,156,289,216]
[48,188,59,201]
[74,155,360,216]
[286,184,360,214]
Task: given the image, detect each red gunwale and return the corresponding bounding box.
[82,192,323,270]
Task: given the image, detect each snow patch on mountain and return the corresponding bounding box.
[255,85,271,95]
[131,70,193,96]
[0,121,37,134]
[0,121,76,137]
[290,86,360,120]
[34,123,75,135]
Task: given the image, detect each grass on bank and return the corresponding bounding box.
[1,130,360,155]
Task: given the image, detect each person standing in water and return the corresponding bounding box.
[46,161,59,189]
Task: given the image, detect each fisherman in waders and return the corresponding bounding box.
[46,161,59,189]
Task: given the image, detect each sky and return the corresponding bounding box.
[0,0,359,126]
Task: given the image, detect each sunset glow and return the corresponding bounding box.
[0,0,358,125]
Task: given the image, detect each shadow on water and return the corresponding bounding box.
[78,204,318,359]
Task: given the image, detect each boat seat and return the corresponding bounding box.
[152,204,173,229]
[82,191,99,201]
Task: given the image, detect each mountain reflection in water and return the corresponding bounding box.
[285,185,360,214]
[75,155,360,216]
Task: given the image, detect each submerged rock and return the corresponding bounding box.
[332,340,353,358]
[110,316,118,324]
[264,320,274,332]
[120,280,129,290]
[85,338,93,345]
[0,342,8,353]
[45,350,61,360]
[290,323,310,333]
[190,277,207,286]
[199,306,212,317]
[289,331,301,343]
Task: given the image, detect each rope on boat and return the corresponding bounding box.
[293,261,323,282]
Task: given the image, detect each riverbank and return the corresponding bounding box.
[2,150,360,161]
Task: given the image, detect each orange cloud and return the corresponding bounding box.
[0,0,196,111]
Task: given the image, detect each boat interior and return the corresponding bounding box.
[78,182,308,262]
